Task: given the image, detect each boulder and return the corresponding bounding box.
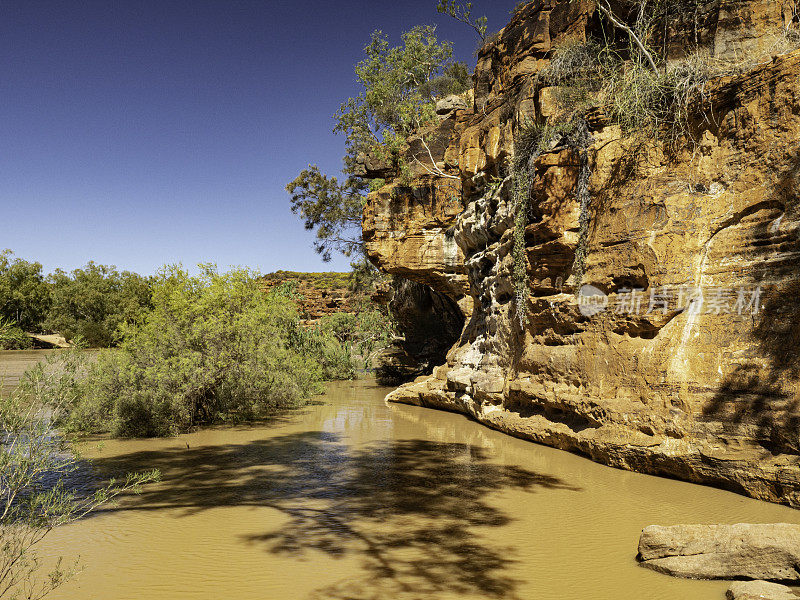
[638,524,800,581]
[727,580,799,600]
[435,94,468,115]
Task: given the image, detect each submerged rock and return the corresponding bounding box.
[727,580,800,600]
[638,524,800,581]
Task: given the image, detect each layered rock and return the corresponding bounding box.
[638,523,800,580]
[363,1,800,505]
[261,271,353,321]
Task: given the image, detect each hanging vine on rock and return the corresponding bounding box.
[566,119,593,288]
[510,124,545,329]
[511,117,593,328]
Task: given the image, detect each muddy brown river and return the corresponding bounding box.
[3,350,798,600]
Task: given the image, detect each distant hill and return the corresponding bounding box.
[261,271,353,320]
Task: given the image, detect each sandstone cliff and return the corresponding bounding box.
[363,1,800,505]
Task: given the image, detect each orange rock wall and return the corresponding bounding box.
[363,1,800,505]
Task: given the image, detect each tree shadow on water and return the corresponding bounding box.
[89,432,580,600]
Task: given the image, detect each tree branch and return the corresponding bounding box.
[410,134,460,180]
[596,0,659,75]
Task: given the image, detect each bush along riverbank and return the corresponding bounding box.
[36,265,379,438]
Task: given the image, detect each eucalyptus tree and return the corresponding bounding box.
[287,25,470,262]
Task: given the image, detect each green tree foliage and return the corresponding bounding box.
[0,318,32,350]
[45,263,153,347]
[287,25,470,261]
[0,251,50,332]
[334,25,468,169]
[347,257,385,296]
[1,358,158,599]
[315,308,393,370]
[59,265,355,438]
[286,166,366,261]
[436,1,488,41]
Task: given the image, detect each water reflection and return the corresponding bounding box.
[4,358,797,600]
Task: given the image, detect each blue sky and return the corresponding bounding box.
[0,0,515,275]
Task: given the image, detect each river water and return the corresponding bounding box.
[0,349,58,395]
[3,350,798,600]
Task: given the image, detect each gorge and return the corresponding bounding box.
[365,0,800,507]
[4,2,800,598]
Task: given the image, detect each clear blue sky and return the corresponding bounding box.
[0,0,515,275]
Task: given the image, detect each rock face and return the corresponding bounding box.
[374,278,464,385]
[727,580,800,600]
[28,333,70,349]
[638,524,800,580]
[363,1,800,505]
[436,94,469,115]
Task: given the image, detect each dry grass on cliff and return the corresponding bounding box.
[541,21,800,147]
[769,24,800,57]
[538,41,706,144]
[609,52,718,141]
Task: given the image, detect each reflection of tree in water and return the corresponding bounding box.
[92,432,579,600]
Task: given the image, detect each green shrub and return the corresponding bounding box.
[2,361,158,598]
[317,311,361,343]
[58,265,355,438]
[315,308,393,370]
[368,178,386,192]
[0,317,32,349]
[290,316,357,381]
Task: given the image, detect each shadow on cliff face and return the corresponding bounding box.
[375,278,465,385]
[701,155,800,454]
[89,433,577,599]
[702,273,800,454]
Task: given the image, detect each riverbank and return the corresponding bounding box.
[4,350,796,599]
